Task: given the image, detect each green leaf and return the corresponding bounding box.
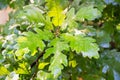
[17,29,53,56]
[43,48,55,59]
[15,48,30,60]
[76,5,101,21]
[62,8,78,30]
[48,38,69,52]
[17,30,46,56]
[62,33,99,59]
[34,28,54,40]
[18,5,53,30]
[45,16,54,30]
[66,7,75,19]
[44,38,69,78]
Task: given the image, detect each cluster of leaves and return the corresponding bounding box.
[1,0,120,80]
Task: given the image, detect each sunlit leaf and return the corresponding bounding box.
[47,0,66,26]
[15,48,30,60]
[62,33,99,59]
[48,7,66,26]
[43,48,55,59]
[17,28,53,56]
[17,31,45,56]
[69,60,77,68]
[15,62,29,74]
[0,66,9,76]
[38,62,49,69]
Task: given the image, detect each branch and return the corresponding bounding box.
[30,50,45,68]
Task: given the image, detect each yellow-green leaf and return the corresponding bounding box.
[69,60,77,68]
[38,62,49,69]
[47,3,66,26]
[15,48,30,60]
[15,63,29,74]
[17,31,45,56]
[0,66,9,76]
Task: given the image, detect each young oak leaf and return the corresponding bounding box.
[62,33,99,59]
[17,29,53,56]
[17,28,53,55]
[43,38,69,78]
[46,0,66,27]
[17,31,45,56]
[48,7,66,27]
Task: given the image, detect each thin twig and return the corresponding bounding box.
[30,50,45,68]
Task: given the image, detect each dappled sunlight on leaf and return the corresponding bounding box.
[0,66,9,76]
[62,33,99,59]
[47,3,66,26]
[38,62,49,69]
